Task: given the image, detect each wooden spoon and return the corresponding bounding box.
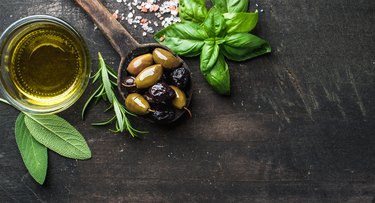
[74,0,192,123]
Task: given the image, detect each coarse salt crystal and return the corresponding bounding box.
[171,10,178,16]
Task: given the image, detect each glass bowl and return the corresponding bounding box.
[0,15,91,114]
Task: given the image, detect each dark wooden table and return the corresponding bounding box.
[1,0,374,202]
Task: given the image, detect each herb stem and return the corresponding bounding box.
[82,52,145,138]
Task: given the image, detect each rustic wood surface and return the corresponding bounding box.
[1,0,375,202]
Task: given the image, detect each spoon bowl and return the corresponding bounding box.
[75,0,192,123]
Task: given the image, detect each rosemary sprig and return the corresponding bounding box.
[82,52,146,138]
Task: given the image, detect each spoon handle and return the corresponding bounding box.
[74,0,140,57]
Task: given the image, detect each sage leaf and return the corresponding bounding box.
[222,33,271,61]
[223,12,258,34]
[179,0,208,23]
[204,53,230,95]
[15,113,48,185]
[202,8,226,37]
[200,41,220,73]
[24,114,91,160]
[211,0,249,13]
[154,22,208,57]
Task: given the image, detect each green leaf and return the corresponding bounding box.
[200,41,220,73]
[202,8,226,37]
[154,22,208,57]
[211,0,249,13]
[98,52,115,103]
[204,53,230,95]
[223,12,258,34]
[222,33,271,61]
[92,116,116,126]
[113,100,124,132]
[179,0,208,23]
[15,113,48,185]
[0,98,9,105]
[82,84,103,119]
[24,114,91,160]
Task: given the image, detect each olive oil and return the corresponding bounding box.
[7,22,87,106]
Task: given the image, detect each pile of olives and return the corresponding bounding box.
[122,48,191,123]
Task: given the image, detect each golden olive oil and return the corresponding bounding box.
[7,22,87,106]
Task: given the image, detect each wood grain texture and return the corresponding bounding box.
[1,0,375,202]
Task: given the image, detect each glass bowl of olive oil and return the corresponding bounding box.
[0,15,90,114]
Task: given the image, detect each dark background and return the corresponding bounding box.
[1,0,375,202]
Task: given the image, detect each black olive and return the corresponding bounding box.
[160,73,169,82]
[122,76,137,93]
[143,93,156,104]
[147,82,175,103]
[169,67,190,89]
[150,105,175,123]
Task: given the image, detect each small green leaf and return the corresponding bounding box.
[211,0,249,13]
[0,98,10,105]
[113,100,124,132]
[82,84,103,119]
[15,113,48,185]
[154,22,208,56]
[223,12,258,34]
[98,52,115,103]
[202,8,226,37]
[24,114,91,160]
[200,41,220,73]
[92,116,116,126]
[179,0,208,23]
[204,53,230,95]
[222,33,271,61]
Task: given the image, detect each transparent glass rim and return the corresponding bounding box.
[0,15,91,114]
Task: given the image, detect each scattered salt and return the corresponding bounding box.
[111,0,180,36]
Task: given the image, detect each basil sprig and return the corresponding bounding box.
[154,0,271,95]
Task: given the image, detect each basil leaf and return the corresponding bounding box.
[222,33,271,61]
[202,8,226,37]
[200,41,220,73]
[154,22,208,57]
[179,0,208,23]
[157,37,205,57]
[204,53,230,95]
[211,0,249,13]
[24,114,91,160]
[15,113,48,185]
[223,12,258,34]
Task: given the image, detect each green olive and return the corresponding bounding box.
[170,85,186,109]
[125,93,151,115]
[127,53,154,76]
[152,48,182,70]
[170,85,192,117]
[135,64,163,89]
